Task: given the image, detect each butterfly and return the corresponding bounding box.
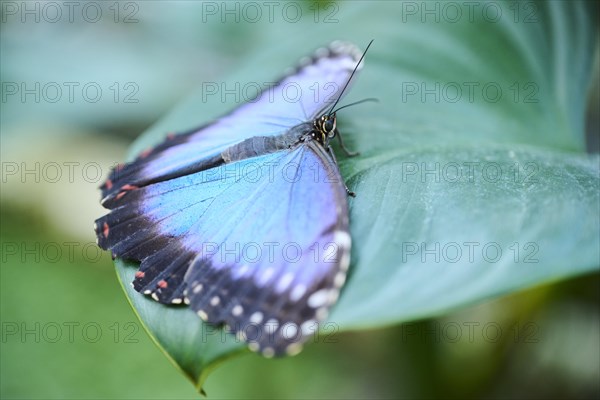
[94,40,371,357]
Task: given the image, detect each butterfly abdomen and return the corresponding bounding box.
[221,125,310,163]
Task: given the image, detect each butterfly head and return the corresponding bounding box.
[314,113,337,145]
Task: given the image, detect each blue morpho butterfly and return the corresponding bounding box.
[94,40,373,358]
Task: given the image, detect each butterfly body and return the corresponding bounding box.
[95,41,366,357]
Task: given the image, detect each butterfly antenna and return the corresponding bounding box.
[333,98,379,113]
[327,39,374,116]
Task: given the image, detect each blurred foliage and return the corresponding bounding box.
[2,205,599,399]
[1,0,599,399]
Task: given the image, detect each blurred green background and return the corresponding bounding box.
[1,1,599,399]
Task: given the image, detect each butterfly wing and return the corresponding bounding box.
[101,41,363,202]
[95,140,350,356]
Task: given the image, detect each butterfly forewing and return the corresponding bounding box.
[184,142,349,356]
[100,42,362,203]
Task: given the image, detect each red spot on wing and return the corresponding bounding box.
[105,179,113,190]
[139,148,152,159]
[158,280,168,289]
[121,184,138,191]
[135,271,145,279]
[103,222,109,238]
[115,184,139,200]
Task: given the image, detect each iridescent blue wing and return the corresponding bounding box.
[100,41,362,203]
[95,140,350,356]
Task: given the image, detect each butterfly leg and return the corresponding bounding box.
[335,129,360,157]
[327,144,356,197]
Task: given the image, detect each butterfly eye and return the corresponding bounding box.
[324,117,337,138]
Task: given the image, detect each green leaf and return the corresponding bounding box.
[334,144,599,328]
[115,261,245,392]
[114,0,599,391]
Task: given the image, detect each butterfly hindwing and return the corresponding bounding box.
[96,139,350,355]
